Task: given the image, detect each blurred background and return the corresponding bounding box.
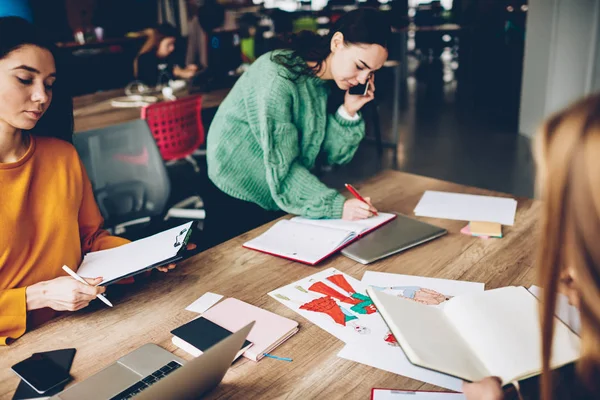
[3,0,599,243]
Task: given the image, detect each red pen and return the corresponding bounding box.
[344,183,378,216]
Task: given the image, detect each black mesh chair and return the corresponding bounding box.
[73,119,201,235]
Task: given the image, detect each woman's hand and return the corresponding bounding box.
[174,64,198,79]
[343,75,376,117]
[342,198,378,221]
[156,264,176,273]
[156,243,196,272]
[463,377,504,400]
[25,276,105,312]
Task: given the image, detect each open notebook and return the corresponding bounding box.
[367,286,580,385]
[243,213,396,265]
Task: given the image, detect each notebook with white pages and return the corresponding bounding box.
[243,213,396,265]
[367,286,580,385]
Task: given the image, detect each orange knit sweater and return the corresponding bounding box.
[0,135,129,345]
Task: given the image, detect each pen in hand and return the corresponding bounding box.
[61,265,113,308]
[344,183,379,216]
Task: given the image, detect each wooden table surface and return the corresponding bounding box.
[73,87,231,132]
[0,171,540,399]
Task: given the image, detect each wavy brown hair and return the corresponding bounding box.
[535,93,600,399]
[134,23,178,78]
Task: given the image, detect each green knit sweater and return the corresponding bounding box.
[206,50,365,219]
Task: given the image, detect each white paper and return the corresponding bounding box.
[77,222,193,285]
[339,342,464,392]
[269,268,389,343]
[337,273,485,391]
[529,285,581,335]
[372,389,465,400]
[291,212,396,235]
[185,292,224,314]
[414,191,517,226]
[442,287,580,383]
[362,272,485,299]
[244,220,355,264]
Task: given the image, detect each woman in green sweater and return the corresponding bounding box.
[204,8,391,247]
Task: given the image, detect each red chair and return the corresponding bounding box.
[141,94,205,172]
[142,95,206,222]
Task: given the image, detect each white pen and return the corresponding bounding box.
[61,265,113,308]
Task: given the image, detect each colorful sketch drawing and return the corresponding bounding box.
[275,293,370,334]
[371,285,451,306]
[299,296,356,325]
[308,274,377,315]
[384,331,399,346]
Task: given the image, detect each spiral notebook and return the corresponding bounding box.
[243,213,396,265]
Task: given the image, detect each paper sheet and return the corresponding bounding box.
[414,191,517,226]
[340,341,464,392]
[77,222,193,285]
[269,268,389,344]
[185,292,224,314]
[338,272,485,391]
[372,389,465,400]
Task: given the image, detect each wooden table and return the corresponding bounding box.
[0,171,540,399]
[73,87,231,132]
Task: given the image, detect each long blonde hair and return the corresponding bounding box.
[535,93,600,399]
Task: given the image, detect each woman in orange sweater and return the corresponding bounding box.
[0,17,171,345]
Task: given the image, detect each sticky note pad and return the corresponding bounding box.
[469,221,502,238]
[461,224,490,239]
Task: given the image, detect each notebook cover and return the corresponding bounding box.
[170,317,251,356]
[202,298,299,361]
[12,348,76,400]
[242,214,397,265]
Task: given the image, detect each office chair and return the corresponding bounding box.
[141,94,205,172]
[141,95,206,222]
[73,119,204,235]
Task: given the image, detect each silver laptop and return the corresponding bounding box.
[51,322,254,400]
[341,212,447,264]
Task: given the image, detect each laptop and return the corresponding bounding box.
[50,322,254,400]
[341,212,447,264]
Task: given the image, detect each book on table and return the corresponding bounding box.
[243,213,396,265]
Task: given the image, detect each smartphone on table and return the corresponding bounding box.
[11,353,72,394]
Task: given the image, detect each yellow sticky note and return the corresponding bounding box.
[469,221,502,238]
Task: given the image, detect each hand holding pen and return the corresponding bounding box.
[342,184,379,221]
[62,265,113,307]
[24,267,111,312]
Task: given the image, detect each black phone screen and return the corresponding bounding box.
[349,82,369,96]
[11,353,71,394]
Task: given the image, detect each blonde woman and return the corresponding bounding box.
[464,95,600,399]
[134,23,198,86]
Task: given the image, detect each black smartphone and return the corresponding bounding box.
[11,353,72,394]
[349,82,369,96]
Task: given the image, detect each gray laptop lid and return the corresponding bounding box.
[341,213,447,264]
[134,321,255,400]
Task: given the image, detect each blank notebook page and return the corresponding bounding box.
[244,220,354,264]
[291,212,396,234]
